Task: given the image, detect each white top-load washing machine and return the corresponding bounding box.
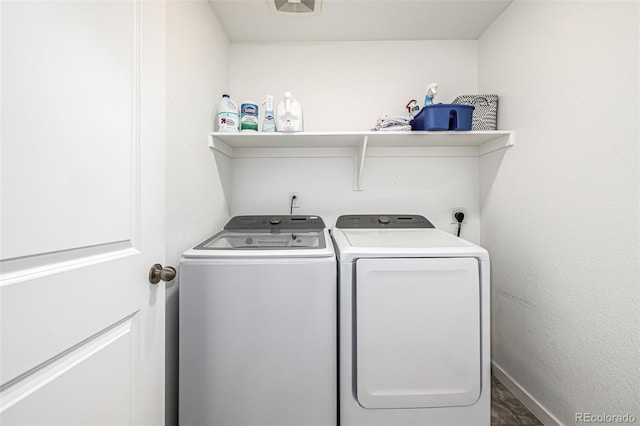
[179,215,337,426]
[332,214,490,426]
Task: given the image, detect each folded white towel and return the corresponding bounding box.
[375,125,412,131]
[372,115,412,131]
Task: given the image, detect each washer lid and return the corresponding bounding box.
[182,228,335,259]
[197,230,324,249]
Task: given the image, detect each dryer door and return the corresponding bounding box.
[355,257,480,409]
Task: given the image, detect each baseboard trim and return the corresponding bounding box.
[492,361,564,426]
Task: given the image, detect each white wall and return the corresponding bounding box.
[229,155,481,239]
[165,1,230,424]
[230,41,477,131]
[478,1,640,424]
[228,41,482,239]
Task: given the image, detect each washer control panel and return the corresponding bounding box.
[225,215,326,230]
[335,214,434,229]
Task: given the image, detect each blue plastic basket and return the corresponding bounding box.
[411,104,475,131]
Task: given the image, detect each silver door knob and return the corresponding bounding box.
[149,264,176,284]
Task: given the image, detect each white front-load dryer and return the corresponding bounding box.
[332,214,490,426]
[179,215,337,426]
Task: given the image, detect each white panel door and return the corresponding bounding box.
[0,1,166,425]
[355,257,480,409]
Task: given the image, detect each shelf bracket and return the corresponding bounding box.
[354,135,368,191]
[207,134,234,207]
[477,132,515,156]
[208,134,234,157]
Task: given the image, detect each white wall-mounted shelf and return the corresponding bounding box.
[208,130,514,190]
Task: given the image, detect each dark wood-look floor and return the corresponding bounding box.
[492,375,543,425]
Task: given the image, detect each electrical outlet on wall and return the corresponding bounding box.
[289,192,301,209]
[449,207,467,224]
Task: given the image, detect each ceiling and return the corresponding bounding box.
[208,0,513,42]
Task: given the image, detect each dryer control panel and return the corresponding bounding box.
[335,214,434,229]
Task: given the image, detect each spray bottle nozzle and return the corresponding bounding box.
[424,83,438,107]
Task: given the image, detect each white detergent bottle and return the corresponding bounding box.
[217,94,239,132]
[276,91,304,132]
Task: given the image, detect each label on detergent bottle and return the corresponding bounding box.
[240,102,259,132]
[262,111,276,132]
[218,112,239,131]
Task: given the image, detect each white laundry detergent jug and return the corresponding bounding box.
[276,91,304,132]
[217,94,239,132]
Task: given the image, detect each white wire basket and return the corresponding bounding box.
[452,94,498,130]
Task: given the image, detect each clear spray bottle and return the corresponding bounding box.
[262,95,277,132]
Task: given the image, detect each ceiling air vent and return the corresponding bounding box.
[271,0,321,14]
